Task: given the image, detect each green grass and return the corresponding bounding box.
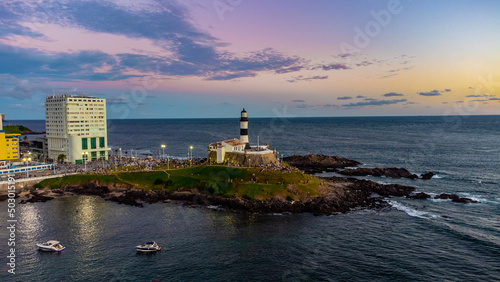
[36,174,125,188]
[35,165,322,200]
[3,125,33,134]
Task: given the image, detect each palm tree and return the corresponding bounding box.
[57,154,66,163]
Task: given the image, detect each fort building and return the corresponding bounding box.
[207,109,277,166]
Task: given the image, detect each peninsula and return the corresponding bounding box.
[8,154,476,216]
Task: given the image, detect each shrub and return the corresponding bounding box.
[286,195,294,201]
[34,183,43,189]
[204,180,219,195]
[50,184,60,189]
[243,194,254,200]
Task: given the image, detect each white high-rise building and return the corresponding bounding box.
[45,94,110,163]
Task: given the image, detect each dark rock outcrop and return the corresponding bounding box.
[434,193,478,203]
[407,192,431,199]
[19,191,54,204]
[421,172,436,180]
[338,167,419,179]
[283,154,361,174]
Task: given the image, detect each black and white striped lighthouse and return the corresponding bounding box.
[240,108,249,146]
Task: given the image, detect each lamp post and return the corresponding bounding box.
[82,152,88,171]
[189,146,193,166]
[23,158,27,177]
[161,144,165,160]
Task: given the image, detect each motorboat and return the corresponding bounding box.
[36,240,65,252]
[135,241,161,252]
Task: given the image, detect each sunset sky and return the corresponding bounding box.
[0,0,499,119]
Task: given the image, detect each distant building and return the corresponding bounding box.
[45,94,111,163]
[0,114,20,161]
[208,109,277,166]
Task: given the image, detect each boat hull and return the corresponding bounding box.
[36,245,66,252]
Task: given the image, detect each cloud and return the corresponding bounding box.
[342,99,407,107]
[0,1,307,83]
[444,89,451,92]
[355,61,373,67]
[489,98,500,100]
[337,96,353,100]
[383,92,404,97]
[322,104,339,108]
[356,95,366,98]
[0,74,49,99]
[295,103,309,108]
[466,94,493,98]
[205,71,256,81]
[107,96,146,105]
[0,44,143,81]
[418,90,441,96]
[292,100,305,102]
[275,66,305,74]
[313,63,350,71]
[287,75,328,83]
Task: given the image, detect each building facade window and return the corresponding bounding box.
[99,137,105,148]
[91,138,96,149]
[82,138,88,149]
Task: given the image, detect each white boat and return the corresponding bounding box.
[36,240,65,252]
[135,241,161,252]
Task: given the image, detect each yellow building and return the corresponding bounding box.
[0,115,20,161]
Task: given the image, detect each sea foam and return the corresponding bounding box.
[388,200,438,219]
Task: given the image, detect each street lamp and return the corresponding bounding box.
[161,144,166,160]
[189,146,193,166]
[82,152,88,171]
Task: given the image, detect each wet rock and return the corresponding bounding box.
[25,192,55,203]
[452,197,477,204]
[407,192,431,199]
[434,193,478,204]
[421,172,435,180]
[339,167,419,179]
[284,154,361,174]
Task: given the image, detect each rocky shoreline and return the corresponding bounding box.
[3,154,477,215]
[10,177,477,216]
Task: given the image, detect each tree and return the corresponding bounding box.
[57,154,66,163]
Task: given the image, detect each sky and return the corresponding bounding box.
[0,0,499,119]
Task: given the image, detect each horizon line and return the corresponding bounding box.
[6,114,500,121]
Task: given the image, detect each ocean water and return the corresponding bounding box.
[1,115,499,281]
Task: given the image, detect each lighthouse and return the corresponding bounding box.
[240,108,249,147]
